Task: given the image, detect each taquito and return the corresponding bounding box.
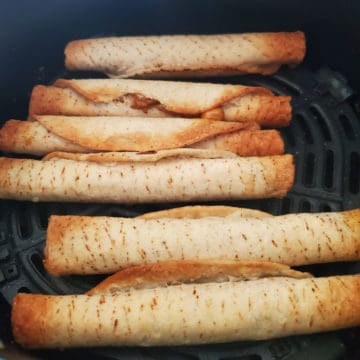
[0,118,284,156]
[44,207,360,275]
[87,260,312,295]
[0,151,294,203]
[12,262,360,348]
[29,79,291,126]
[64,32,306,78]
[137,205,273,220]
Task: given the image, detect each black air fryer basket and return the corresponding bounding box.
[0,1,360,359]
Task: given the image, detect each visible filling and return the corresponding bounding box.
[121,93,161,112]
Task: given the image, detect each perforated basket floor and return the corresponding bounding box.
[0,66,359,359]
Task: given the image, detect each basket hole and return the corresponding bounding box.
[17,211,33,239]
[295,114,313,144]
[17,286,31,294]
[36,204,50,229]
[220,356,261,360]
[108,211,123,217]
[30,252,46,276]
[300,200,312,212]
[349,152,360,194]
[320,204,332,212]
[6,267,14,275]
[303,153,315,186]
[3,264,18,280]
[280,197,291,214]
[282,127,296,147]
[324,150,334,190]
[272,76,302,96]
[310,105,332,141]
[339,114,355,140]
[145,349,198,360]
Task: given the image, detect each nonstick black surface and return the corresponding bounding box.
[1,1,360,359]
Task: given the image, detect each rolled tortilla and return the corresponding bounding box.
[192,129,284,156]
[29,79,292,126]
[35,115,249,152]
[137,205,273,220]
[0,152,294,203]
[42,148,239,162]
[12,274,360,348]
[44,208,360,275]
[0,119,283,156]
[87,259,312,295]
[64,32,306,78]
[0,119,89,155]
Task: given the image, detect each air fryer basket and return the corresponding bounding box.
[1,1,360,359]
[0,65,359,359]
